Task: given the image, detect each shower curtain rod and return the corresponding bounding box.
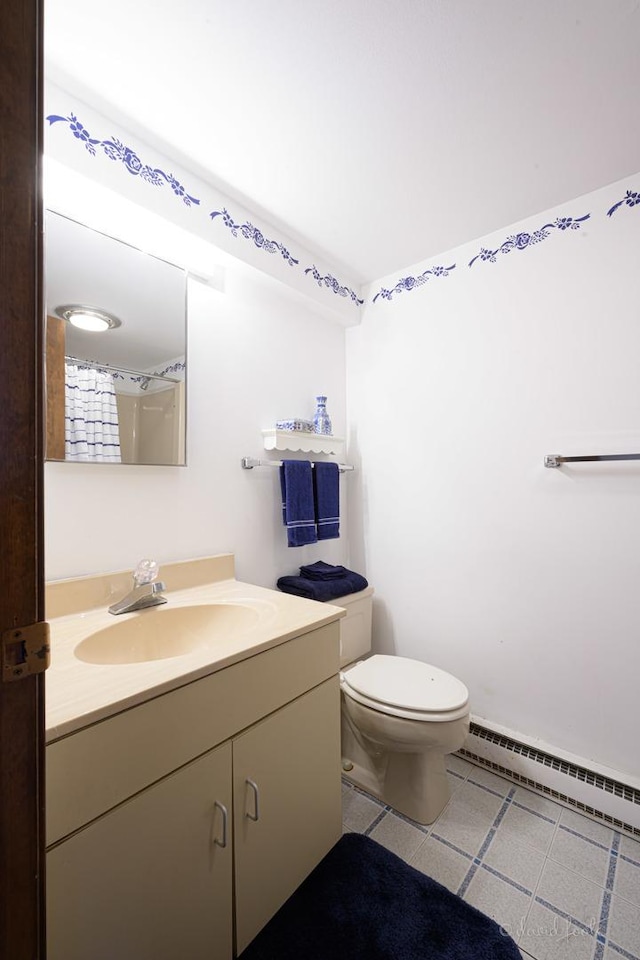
[65,355,181,383]
[545,453,640,468]
[241,457,354,473]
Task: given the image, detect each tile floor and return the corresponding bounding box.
[342,756,640,960]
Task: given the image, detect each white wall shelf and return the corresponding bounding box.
[262,429,344,455]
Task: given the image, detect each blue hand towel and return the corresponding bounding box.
[279,460,318,548]
[277,569,369,601]
[299,561,348,580]
[313,461,340,541]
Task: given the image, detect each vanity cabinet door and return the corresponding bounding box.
[233,676,342,954]
[47,741,233,960]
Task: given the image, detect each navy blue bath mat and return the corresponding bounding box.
[240,833,521,960]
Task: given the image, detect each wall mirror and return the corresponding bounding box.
[45,211,187,465]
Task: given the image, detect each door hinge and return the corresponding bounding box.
[2,622,50,682]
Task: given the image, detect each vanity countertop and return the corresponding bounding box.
[45,556,345,743]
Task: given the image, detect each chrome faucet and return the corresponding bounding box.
[108,559,167,616]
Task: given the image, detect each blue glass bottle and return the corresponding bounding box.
[313,396,332,435]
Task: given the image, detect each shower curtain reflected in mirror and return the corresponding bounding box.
[64,362,122,462]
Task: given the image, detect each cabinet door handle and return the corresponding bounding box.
[214,801,228,848]
[245,778,260,822]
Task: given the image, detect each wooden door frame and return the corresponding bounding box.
[0,0,46,957]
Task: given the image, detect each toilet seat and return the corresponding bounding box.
[341,654,469,722]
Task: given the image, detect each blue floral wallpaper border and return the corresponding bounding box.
[210,209,299,266]
[304,266,364,305]
[468,215,590,268]
[606,188,640,217]
[372,264,456,303]
[46,107,638,311]
[46,113,200,207]
[128,360,186,387]
[47,106,360,307]
[157,360,186,378]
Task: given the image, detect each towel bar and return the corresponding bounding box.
[241,457,354,473]
[545,453,640,468]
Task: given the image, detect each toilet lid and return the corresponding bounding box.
[342,655,469,714]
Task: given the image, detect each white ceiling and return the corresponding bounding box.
[45,0,640,285]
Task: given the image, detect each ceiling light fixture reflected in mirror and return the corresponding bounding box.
[55,303,122,333]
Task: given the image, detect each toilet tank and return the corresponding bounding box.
[334,586,374,667]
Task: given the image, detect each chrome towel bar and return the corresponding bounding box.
[545,453,640,468]
[241,457,354,473]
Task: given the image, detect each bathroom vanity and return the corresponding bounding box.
[45,555,344,959]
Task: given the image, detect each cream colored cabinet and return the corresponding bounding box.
[233,678,341,953]
[46,623,342,960]
[47,741,233,960]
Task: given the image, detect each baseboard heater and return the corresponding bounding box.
[459,721,640,838]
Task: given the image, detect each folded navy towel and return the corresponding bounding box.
[313,461,340,541]
[299,561,349,580]
[279,460,318,548]
[277,570,368,602]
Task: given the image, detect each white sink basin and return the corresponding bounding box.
[74,603,263,665]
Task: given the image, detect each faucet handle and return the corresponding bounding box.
[133,559,160,586]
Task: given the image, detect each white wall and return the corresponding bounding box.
[346,173,640,781]
[46,259,349,589]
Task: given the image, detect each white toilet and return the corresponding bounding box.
[338,587,470,824]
